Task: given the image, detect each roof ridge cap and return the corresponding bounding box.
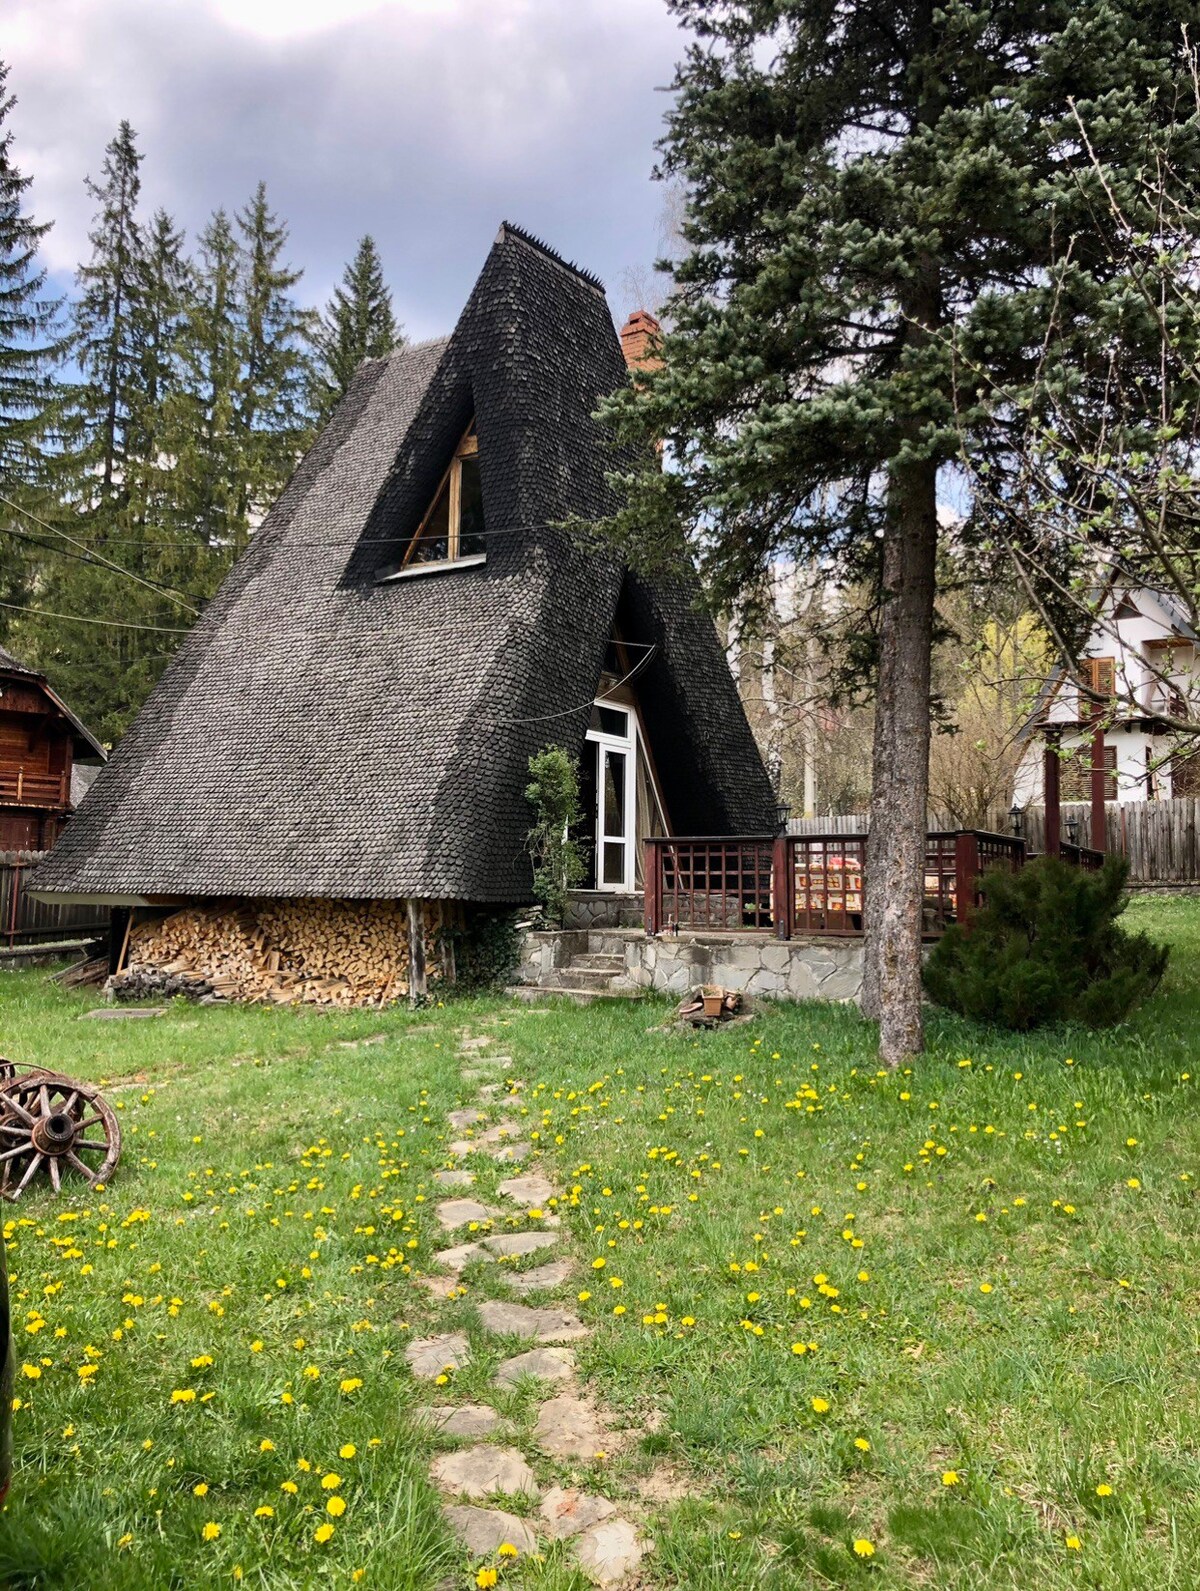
[494,221,606,295]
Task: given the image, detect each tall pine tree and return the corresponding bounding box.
[311,234,400,420]
[72,120,143,505]
[600,0,1199,1063]
[233,182,313,550]
[0,60,66,496]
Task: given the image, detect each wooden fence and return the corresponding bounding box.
[789,799,1200,885]
[0,852,110,948]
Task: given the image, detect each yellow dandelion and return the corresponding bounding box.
[201,1522,221,1542]
[811,1396,830,1414]
[853,1538,875,1557]
[339,1443,357,1460]
[314,1522,335,1544]
[326,1495,346,1517]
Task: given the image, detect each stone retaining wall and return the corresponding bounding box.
[627,931,864,1002]
[562,891,643,931]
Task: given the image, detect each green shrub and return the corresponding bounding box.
[525,745,586,925]
[441,909,522,992]
[923,855,1168,1030]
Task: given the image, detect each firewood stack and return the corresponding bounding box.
[112,898,451,1007]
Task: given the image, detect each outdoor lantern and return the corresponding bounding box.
[1009,803,1023,838]
[1065,815,1080,845]
[775,801,792,833]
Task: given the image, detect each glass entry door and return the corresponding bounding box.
[586,703,637,892]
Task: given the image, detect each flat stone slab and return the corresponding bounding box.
[534,1394,610,1460]
[574,1517,645,1586]
[421,1404,503,1440]
[497,1172,559,1206]
[483,1231,558,1259]
[540,1486,618,1541]
[405,1331,471,1380]
[83,1006,167,1019]
[442,1504,538,1558]
[415,1273,463,1301]
[489,1141,530,1163]
[447,1107,487,1130]
[435,1241,494,1272]
[479,1300,589,1344]
[494,1346,576,1388]
[477,1119,523,1145]
[430,1444,539,1500]
[433,1168,475,1187]
[458,1036,492,1051]
[506,1258,576,1296]
[436,1198,501,1230]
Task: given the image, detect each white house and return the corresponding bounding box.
[1013,585,1200,805]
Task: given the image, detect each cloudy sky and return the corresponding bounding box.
[6,0,686,339]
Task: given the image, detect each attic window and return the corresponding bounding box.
[403,424,486,569]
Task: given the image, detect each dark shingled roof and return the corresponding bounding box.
[32,225,775,904]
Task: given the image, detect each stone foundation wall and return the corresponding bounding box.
[626,932,864,1003]
[516,929,589,988]
[562,891,643,931]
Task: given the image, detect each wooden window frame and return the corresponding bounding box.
[401,423,481,569]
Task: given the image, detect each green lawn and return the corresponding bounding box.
[0,894,1198,1589]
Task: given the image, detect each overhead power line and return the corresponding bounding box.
[0,598,192,635]
[0,493,200,615]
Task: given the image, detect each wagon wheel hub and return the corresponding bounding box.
[31,1111,79,1155]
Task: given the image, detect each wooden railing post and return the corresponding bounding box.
[1090,723,1108,853]
[1043,733,1061,856]
[954,832,980,931]
[771,833,793,940]
[644,839,662,934]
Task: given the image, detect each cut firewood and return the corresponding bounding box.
[113,897,454,1008]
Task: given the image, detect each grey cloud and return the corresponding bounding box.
[8,0,683,336]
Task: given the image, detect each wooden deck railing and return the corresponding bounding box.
[0,768,70,808]
[644,830,1031,938]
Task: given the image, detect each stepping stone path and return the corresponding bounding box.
[430,1444,539,1500]
[405,1331,471,1380]
[541,1485,618,1539]
[433,1168,475,1187]
[411,1030,649,1584]
[422,1404,504,1440]
[443,1504,538,1557]
[448,1107,487,1130]
[507,1257,576,1296]
[497,1171,558,1206]
[534,1394,613,1460]
[482,1230,558,1259]
[478,1300,590,1343]
[495,1346,576,1388]
[436,1197,501,1230]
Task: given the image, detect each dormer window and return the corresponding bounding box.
[403,423,486,569]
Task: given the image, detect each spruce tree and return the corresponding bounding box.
[0,60,66,495]
[233,182,313,549]
[168,208,242,567]
[599,0,1199,1063]
[126,207,189,537]
[311,234,400,420]
[72,120,143,503]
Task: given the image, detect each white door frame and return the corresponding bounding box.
[585,704,637,892]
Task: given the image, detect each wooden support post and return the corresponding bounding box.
[644,839,661,934]
[954,831,980,930]
[1090,723,1108,853]
[1043,733,1061,856]
[407,898,427,1005]
[771,832,793,940]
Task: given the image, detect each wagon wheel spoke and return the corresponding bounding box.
[77,1114,104,1131]
[0,1122,29,1136]
[61,1090,78,1118]
[16,1152,43,1194]
[39,1084,51,1119]
[72,1139,110,1153]
[0,1095,34,1125]
[48,1157,61,1193]
[66,1151,96,1182]
[0,1143,32,1164]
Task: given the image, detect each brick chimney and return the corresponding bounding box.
[620,308,662,373]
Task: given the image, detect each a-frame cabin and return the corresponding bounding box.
[32,225,774,1003]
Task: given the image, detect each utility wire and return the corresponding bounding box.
[0,493,200,615]
[0,599,192,635]
[497,646,658,725]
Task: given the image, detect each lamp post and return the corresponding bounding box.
[1065,815,1080,847]
[1009,803,1023,839]
[775,801,792,833]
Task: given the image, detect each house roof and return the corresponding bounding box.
[0,643,107,761]
[32,224,775,904]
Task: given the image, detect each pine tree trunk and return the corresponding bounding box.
[861,456,938,1063]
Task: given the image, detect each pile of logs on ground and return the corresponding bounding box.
[110,898,454,1008]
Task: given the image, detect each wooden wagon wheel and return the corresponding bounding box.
[0,1072,121,1199]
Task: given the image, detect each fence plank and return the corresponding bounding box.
[789,799,1200,884]
[0,851,110,946]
